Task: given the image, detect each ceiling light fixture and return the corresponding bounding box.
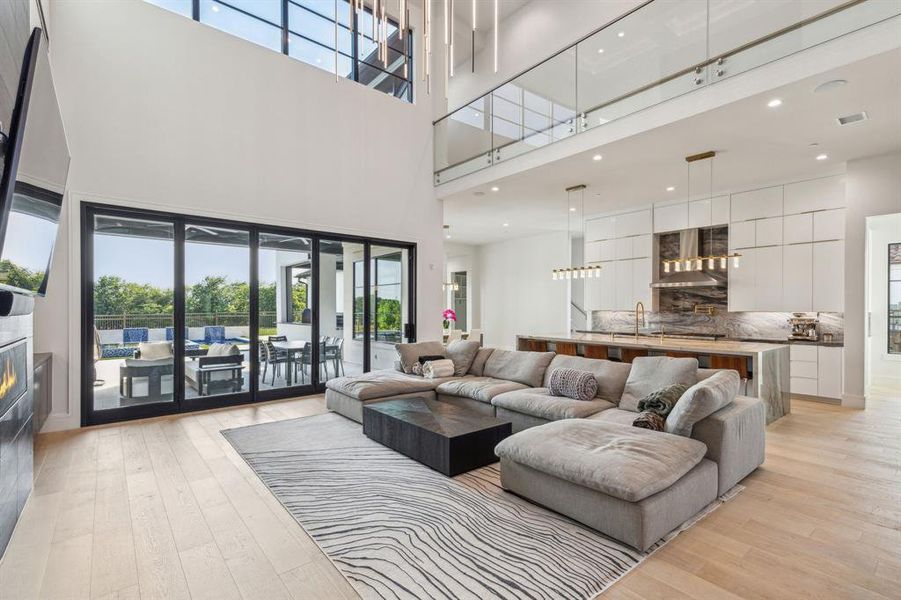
[666,186,675,192]
[491,186,499,192]
[592,154,603,161]
[569,207,576,211]
[814,79,847,93]
[767,98,782,108]
[553,184,603,281]
[617,31,625,37]
[211,4,219,12]
[597,48,604,54]
[816,154,829,161]
[502,222,509,227]
[493,0,499,73]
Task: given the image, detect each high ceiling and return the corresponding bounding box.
[442,48,901,245]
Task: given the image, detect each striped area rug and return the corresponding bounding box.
[223,413,736,600]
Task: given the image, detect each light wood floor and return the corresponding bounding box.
[0,394,898,599]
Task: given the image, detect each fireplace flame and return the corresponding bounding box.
[0,358,17,399]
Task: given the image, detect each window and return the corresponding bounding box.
[143,0,413,103]
[353,253,402,342]
[284,262,311,323]
[889,243,901,354]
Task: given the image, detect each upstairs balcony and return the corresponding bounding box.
[433,0,901,185]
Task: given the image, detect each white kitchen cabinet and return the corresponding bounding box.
[632,258,652,307]
[615,237,633,260]
[789,345,818,361]
[585,241,603,263]
[817,346,843,399]
[586,216,615,241]
[632,235,652,258]
[755,217,783,247]
[792,360,818,379]
[599,239,616,261]
[783,213,813,244]
[688,199,710,228]
[730,221,756,250]
[782,243,813,311]
[813,208,845,241]
[616,210,652,237]
[653,203,689,233]
[783,175,844,215]
[790,377,819,396]
[600,265,616,310]
[728,247,756,312]
[754,245,783,311]
[731,185,782,222]
[812,240,844,312]
[615,261,634,310]
[711,195,730,225]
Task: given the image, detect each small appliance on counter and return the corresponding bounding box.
[787,313,819,341]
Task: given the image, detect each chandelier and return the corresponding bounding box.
[552,184,602,280]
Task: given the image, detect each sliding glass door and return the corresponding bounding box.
[82,203,416,425]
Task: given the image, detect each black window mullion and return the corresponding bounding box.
[174,218,186,410]
[281,0,289,55]
[362,242,371,372]
[192,0,199,20]
[311,238,321,387]
[249,228,260,400]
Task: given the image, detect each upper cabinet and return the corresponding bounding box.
[783,175,845,215]
[583,208,653,312]
[730,185,782,222]
[653,203,689,233]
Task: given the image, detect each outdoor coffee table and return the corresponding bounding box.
[362,397,513,476]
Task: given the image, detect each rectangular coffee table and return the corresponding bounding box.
[362,397,513,476]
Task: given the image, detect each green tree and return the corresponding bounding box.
[185,276,230,313]
[0,260,46,292]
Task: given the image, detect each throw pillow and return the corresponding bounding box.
[547,368,598,401]
[468,347,495,376]
[619,356,699,412]
[665,370,740,437]
[637,384,688,417]
[632,411,665,431]
[395,341,445,374]
[445,340,481,376]
[418,354,446,364]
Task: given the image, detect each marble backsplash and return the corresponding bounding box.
[590,311,844,343]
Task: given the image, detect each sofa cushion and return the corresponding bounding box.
[468,347,494,376]
[138,341,173,360]
[207,343,240,357]
[494,419,708,502]
[666,370,740,436]
[492,388,614,420]
[547,368,598,401]
[395,341,446,374]
[483,349,555,388]
[542,355,632,403]
[587,407,641,426]
[436,376,527,403]
[619,356,698,412]
[325,369,453,401]
[445,340,481,376]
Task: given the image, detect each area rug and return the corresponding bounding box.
[222,413,740,600]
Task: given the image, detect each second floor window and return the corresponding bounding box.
[146,0,413,103]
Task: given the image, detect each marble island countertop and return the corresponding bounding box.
[577,330,844,348]
[519,332,788,356]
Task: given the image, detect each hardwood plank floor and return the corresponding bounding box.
[1,394,898,599]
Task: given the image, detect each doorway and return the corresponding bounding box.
[865,213,901,396]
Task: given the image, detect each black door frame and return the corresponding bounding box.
[81,201,417,426]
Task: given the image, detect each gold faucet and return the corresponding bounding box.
[635,301,646,340]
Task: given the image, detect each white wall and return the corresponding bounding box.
[476,231,568,349]
[844,152,901,407]
[443,241,480,331]
[37,0,442,430]
[866,213,901,394]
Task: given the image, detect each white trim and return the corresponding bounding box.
[841,393,865,409]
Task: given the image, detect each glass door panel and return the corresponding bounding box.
[319,239,363,381]
[184,224,250,399]
[91,214,175,412]
[369,245,410,371]
[258,232,314,391]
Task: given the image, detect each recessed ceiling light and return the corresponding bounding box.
[473,191,485,197]
[445,234,451,239]
[211,4,220,12]
[808,142,820,147]
[502,223,509,227]
[617,31,625,38]
[592,154,603,161]
[597,48,604,54]
[816,154,829,161]
[491,186,499,192]
[814,79,847,94]
[666,186,675,192]
[473,111,480,118]
[767,98,782,108]
[569,207,576,212]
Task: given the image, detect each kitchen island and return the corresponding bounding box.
[516,332,790,423]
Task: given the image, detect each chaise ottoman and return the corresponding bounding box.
[495,419,718,551]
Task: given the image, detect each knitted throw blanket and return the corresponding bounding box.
[632,411,665,431]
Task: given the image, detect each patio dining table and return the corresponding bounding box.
[270,340,340,386]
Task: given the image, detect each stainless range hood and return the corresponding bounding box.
[651,228,727,289]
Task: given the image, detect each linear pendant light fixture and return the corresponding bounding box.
[552,185,603,280]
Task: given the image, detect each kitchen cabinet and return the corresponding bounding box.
[688,199,710,228]
[585,216,615,241]
[817,346,843,399]
[812,240,844,311]
[730,185,782,222]
[730,221,756,250]
[615,237,632,260]
[783,175,844,215]
[755,217,783,247]
[653,203,688,233]
[585,241,603,263]
[754,246,783,311]
[615,210,652,237]
[615,261,633,310]
[632,258,652,307]
[632,235,652,259]
[782,243,813,311]
[813,208,845,241]
[711,195,730,225]
[688,196,729,228]
[728,248,756,312]
[783,213,813,244]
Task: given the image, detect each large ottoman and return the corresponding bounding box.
[495,419,718,551]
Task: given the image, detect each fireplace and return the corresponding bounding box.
[0,339,27,417]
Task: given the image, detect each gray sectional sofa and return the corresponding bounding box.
[325,344,765,551]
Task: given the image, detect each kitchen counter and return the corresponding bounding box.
[517,332,790,423]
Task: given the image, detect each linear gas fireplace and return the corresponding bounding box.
[0,340,27,417]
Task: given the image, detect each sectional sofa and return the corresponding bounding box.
[325,343,765,551]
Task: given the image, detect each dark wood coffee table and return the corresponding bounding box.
[362,397,513,476]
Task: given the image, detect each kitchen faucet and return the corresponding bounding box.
[635,301,646,340]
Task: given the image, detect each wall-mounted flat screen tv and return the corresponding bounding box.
[0,27,70,296]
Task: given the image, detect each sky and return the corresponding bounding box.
[1,210,59,272]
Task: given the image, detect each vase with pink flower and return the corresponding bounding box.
[442,309,457,331]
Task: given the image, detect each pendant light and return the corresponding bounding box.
[552,185,602,280]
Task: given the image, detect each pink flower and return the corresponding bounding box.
[442,309,457,322]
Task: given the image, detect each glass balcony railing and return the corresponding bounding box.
[433,0,901,184]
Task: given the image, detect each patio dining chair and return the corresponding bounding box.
[262,340,291,386]
[323,337,344,377]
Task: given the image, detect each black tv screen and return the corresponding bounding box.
[0,26,70,296]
